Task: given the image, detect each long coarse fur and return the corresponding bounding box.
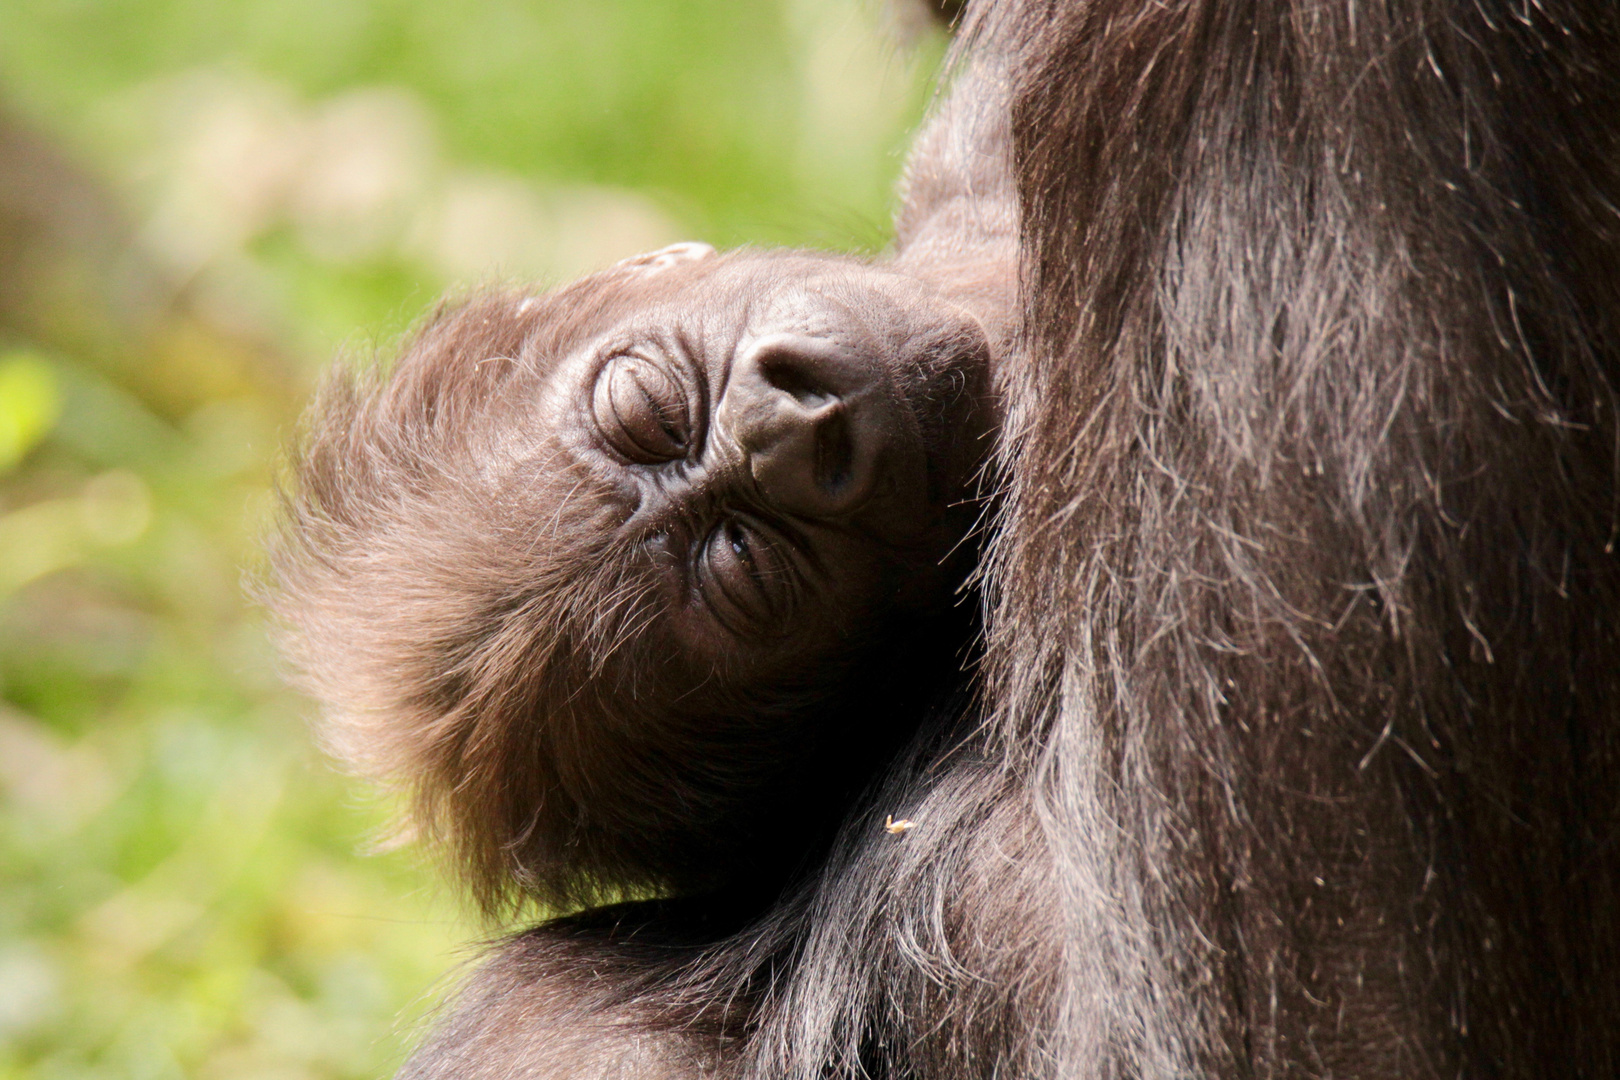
[981,0,1620,1073]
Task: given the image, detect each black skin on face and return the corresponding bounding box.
[539,246,996,672]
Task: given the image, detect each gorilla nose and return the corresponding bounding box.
[720,334,891,520]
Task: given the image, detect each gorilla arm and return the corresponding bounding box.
[397,904,739,1080]
[890,54,1018,352]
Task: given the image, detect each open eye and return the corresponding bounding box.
[698,518,794,634]
[592,353,693,463]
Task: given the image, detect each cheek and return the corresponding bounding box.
[655,537,893,665]
[655,598,815,705]
[797,531,907,622]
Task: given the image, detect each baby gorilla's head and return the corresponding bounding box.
[268,244,998,912]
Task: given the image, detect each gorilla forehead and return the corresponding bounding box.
[512,248,950,380]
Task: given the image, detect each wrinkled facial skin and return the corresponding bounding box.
[535,247,995,679]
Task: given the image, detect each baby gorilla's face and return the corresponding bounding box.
[535,245,995,676]
[267,244,1001,904]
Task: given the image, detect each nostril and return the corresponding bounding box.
[814,409,855,495]
[758,351,835,408]
[756,346,857,496]
[732,335,884,515]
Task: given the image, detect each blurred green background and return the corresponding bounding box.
[0,2,944,1076]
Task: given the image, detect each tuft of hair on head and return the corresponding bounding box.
[261,280,689,918]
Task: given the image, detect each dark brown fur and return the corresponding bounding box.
[983,0,1620,1073]
[280,0,1620,1076]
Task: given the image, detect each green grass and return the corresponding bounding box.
[0,3,944,1075]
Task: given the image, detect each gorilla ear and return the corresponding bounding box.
[614,241,717,277]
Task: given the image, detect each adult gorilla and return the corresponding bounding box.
[975,0,1620,1074]
[318,1,1620,1076]
[975,0,1620,1071]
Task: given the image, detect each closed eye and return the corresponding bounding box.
[592,352,695,463]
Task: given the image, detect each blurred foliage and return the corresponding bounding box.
[0,1,945,1077]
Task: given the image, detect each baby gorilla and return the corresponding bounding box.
[268,42,1015,926]
[268,48,1017,1078]
[270,236,1009,915]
